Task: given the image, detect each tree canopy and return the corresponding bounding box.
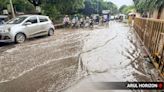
[28,0,41,6]
[133,0,164,13]
[119,5,135,15]
[0,0,118,20]
[43,0,85,14]
[80,0,118,15]
[0,0,35,13]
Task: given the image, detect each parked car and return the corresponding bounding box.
[0,15,55,43]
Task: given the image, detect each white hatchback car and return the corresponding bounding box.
[0,15,55,43]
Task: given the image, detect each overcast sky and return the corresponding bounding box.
[107,0,134,8]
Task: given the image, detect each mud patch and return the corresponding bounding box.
[0,57,79,92]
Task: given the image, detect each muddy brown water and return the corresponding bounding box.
[0,23,163,92]
[0,29,90,92]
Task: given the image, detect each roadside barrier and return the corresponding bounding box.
[134,18,164,78]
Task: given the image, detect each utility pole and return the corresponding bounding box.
[10,0,15,18]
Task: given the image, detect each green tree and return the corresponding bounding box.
[41,4,60,20]
[43,0,84,14]
[0,0,35,14]
[27,0,41,6]
[81,0,118,15]
[119,5,135,15]
[98,1,118,14]
[0,0,9,11]
[133,0,164,14]
[13,0,35,13]
[119,5,128,13]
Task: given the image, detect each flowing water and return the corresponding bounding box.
[0,22,163,92]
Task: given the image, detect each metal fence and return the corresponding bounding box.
[134,18,164,78]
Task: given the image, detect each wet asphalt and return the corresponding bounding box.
[0,22,163,92]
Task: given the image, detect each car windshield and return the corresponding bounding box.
[7,16,27,24]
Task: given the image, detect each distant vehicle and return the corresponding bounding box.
[110,16,115,20]
[0,15,55,43]
[0,15,9,25]
[118,14,126,22]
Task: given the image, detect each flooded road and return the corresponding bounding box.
[0,22,163,92]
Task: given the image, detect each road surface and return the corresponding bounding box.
[0,22,163,92]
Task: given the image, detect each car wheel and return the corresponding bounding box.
[15,33,26,43]
[48,28,54,36]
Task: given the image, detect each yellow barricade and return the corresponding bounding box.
[134,18,164,78]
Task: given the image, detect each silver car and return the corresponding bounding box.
[0,15,55,43]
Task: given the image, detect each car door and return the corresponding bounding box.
[22,16,40,38]
[38,16,49,35]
